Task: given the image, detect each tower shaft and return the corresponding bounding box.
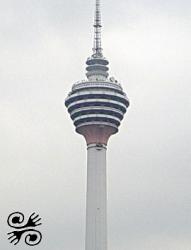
[86,144,107,250]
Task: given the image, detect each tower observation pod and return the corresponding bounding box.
[65,0,129,250]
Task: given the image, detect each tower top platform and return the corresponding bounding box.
[65,0,129,145]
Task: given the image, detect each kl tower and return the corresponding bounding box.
[65,0,129,249]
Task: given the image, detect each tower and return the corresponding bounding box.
[65,0,129,249]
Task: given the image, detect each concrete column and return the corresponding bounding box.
[85,143,107,250]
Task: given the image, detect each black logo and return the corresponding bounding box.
[7,212,42,246]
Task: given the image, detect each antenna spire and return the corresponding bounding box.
[86,0,109,80]
[93,0,102,56]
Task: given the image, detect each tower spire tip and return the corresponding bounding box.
[93,0,103,56]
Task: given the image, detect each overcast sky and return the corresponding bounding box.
[0,0,191,249]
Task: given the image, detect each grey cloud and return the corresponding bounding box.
[0,0,191,249]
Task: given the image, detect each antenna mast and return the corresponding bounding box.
[93,0,102,56]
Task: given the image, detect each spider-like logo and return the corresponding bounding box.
[7,212,42,246]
